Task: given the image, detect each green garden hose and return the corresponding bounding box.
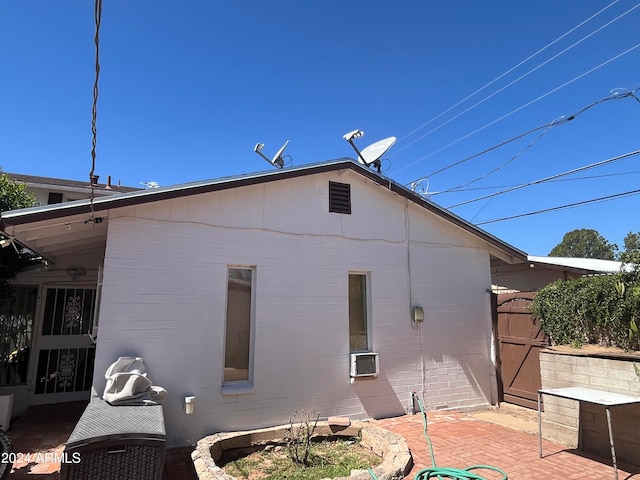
[412,393,508,480]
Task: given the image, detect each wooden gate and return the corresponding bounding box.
[495,292,548,409]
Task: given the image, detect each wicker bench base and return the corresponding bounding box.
[61,398,165,480]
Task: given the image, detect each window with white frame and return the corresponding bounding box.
[349,273,369,352]
[223,267,255,384]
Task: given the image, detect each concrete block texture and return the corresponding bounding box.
[540,349,640,466]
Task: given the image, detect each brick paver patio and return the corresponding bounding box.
[374,411,640,479]
[5,402,639,479]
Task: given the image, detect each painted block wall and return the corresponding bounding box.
[540,350,640,465]
[93,170,497,446]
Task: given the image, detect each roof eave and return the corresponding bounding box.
[1,159,527,263]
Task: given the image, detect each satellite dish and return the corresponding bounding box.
[358,137,396,167]
[253,140,289,168]
[343,129,396,173]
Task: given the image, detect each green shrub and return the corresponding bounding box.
[530,273,640,351]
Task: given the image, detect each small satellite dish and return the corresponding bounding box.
[343,129,396,173]
[253,140,289,168]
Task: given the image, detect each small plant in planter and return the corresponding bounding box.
[286,409,319,466]
[218,412,385,480]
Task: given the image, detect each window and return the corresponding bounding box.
[329,182,351,214]
[47,192,63,204]
[223,268,255,385]
[349,273,369,352]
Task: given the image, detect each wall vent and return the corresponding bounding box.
[329,182,351,214]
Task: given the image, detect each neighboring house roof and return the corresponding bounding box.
[6,172,140,194]
[1,159,527,264]
[528,255,625,274]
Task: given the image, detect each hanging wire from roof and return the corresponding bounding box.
[88,0,103,223]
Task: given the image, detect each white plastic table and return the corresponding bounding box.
[538,386,640,480]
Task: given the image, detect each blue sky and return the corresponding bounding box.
[1,1,639,256]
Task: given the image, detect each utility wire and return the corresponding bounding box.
[408,124,547,182]
[408,88,638,187]
[476,188,640,225]
[392,0,621,152]
[392,1,635,161]
[448,149,640,208]
[394,41,640,175]
[436,125,552,194]
[89,0,102,222]
[434,170,640,193]
[432,88,636,194]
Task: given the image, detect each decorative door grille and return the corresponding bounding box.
[34,287,97,397]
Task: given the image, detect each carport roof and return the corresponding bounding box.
[528,255,627,274]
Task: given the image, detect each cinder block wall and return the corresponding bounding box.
[539,349,640,465]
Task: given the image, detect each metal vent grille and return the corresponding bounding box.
[350,353,379,377]
[329,182,351,214]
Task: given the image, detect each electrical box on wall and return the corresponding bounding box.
[412,306,424,323]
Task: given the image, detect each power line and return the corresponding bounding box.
[407,87,639,186]
[392,0,622,152]
[434,170,640,193]
[434,89,638,194]
[391,1,636,162]
[435,125,552,194]
[448,149,640,208]
[408,124,548,181]
[476,188,640,225]
[394,42,640,175]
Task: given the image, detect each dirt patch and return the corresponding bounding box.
[470,403,539,436]
[220,438,382,480]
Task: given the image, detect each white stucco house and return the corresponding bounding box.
[1,159,527,446]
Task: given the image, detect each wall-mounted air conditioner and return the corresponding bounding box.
[350,352,379,378]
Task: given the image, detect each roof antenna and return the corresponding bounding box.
[343,130,396,173]
[253,140,289,168]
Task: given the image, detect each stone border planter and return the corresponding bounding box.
[191,420,412,480]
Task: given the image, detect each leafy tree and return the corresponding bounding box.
[0,170,38,302]
[0,172,36,212]
[549,228,617,260]
[618,233,640,291]
[619,231,640,265]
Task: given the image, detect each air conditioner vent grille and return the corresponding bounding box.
[350,352,379,377]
